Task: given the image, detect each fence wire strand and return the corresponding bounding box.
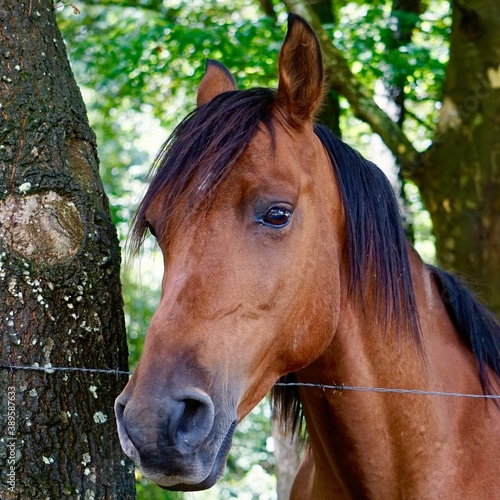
[0,363,132,377]
[1,362,499,399]
[274,382,500,399]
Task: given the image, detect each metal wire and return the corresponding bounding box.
[1,362,499,399]
[274,382,500,400]
[0,363,132,377]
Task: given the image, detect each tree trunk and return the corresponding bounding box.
[0,1,135,498]
[311,0,341,138]
[385,0,421,127]
[272,419,303,500]
[418,1,500,314]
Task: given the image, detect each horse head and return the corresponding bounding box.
[115,14,344,490]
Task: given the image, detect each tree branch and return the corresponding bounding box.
[282,0,423,176]
[257,0,277,19]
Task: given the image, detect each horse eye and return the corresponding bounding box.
[262,205,292,228]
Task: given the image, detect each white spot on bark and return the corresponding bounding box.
[93,411,107,424]
[84,488,96,499]
[19,182,31,193]
[43,338,54,360]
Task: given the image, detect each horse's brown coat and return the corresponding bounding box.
[116,14,500,498]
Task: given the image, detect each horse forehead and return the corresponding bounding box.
[238,123,317,182]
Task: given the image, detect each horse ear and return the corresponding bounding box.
[197,60,237,107]
[275,14,324,126]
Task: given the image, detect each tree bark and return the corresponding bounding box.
[310,0,341,137]
[271,419,302,500]
[385,0,421,127]
[418,1,500,314]
[0,1,135,498]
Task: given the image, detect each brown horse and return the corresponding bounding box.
[115,15,500,498]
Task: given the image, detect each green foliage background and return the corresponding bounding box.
[56,0,449,497]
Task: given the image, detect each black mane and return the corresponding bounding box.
[315,124,421,339]
[132,87,500,435]
[428,266,500,394]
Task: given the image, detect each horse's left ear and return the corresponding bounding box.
[197,60,237,107]
[275,14,324,126]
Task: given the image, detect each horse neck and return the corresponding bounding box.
[295,249,498,498]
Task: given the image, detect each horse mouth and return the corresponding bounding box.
[159,420,237,492]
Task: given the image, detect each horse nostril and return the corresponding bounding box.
[174,392,215,449]
[116,389,215,460]
[178,399,207,435]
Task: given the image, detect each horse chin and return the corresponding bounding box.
[153,420,237,492]
[158,467,221,492]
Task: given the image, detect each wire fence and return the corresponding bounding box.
[0,363,132,378]
[274,382,500,399]
[2,362,500,400]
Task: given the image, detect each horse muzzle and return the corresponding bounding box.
[114,387,237,490]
